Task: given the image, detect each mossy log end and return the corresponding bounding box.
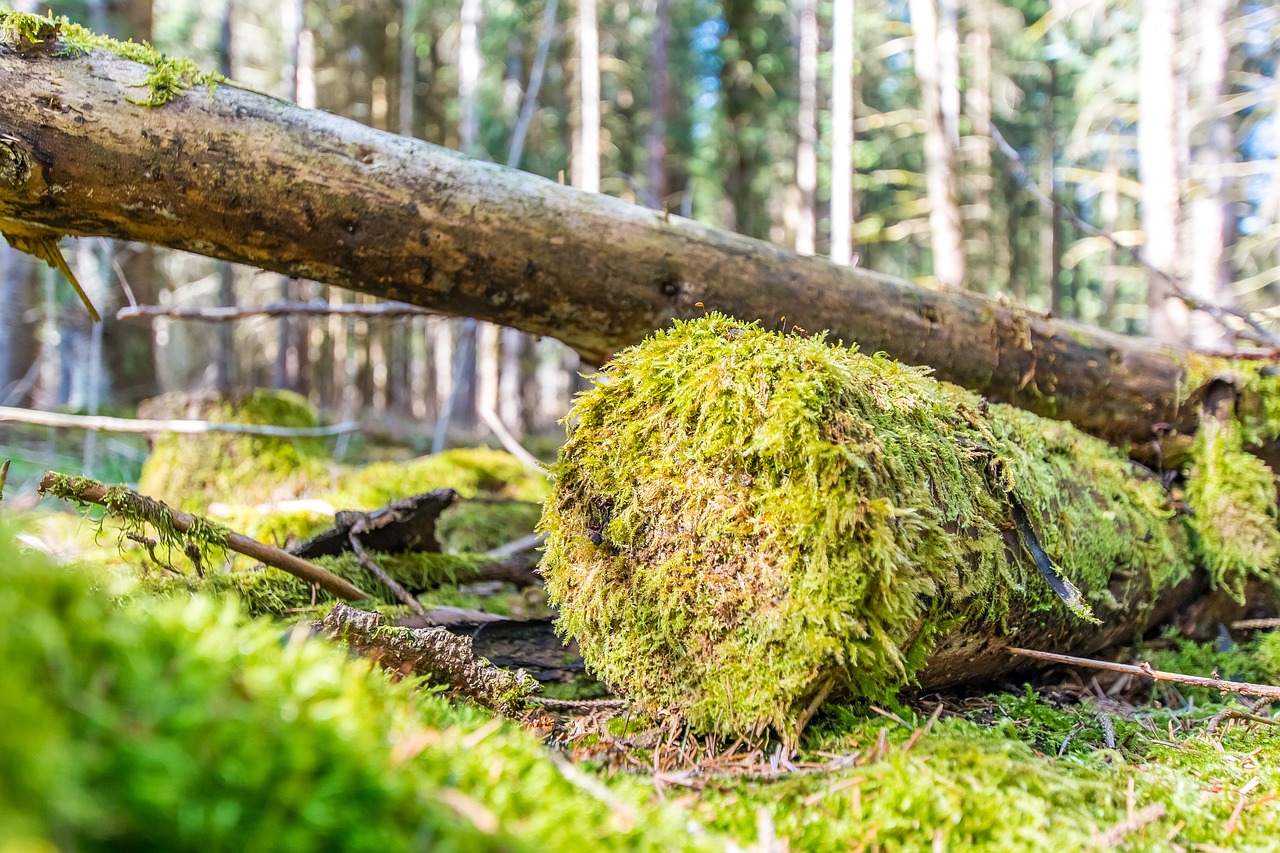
[539,317,1277,738]
[3,13,1280,462]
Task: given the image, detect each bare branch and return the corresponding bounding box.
[1007,646,1280,701]
[116,300,436,323]
[0,406,358,437]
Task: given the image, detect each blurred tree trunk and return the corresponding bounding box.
[829,0,855,267]
[794,0,818,256]
[965,0,999,293]
[274,0,308,395]
[574,0,600,193]
[720,0,769,239]
[910,0,966,289]
[645,0,671,208]
[0,245,37,405]
[213,0,235,394]
[1139,0,1186,342]
[1188,0,1233,349]
[1043,51,1065,316]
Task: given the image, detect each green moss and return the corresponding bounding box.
[0,524,714,851]
[436,500,544,553]
[137,390,332,512]
[1184,416,1280,600]
[138,551,496,617]
[541,315,1192,736]
[334,447,550,509]
[0,10,223,105]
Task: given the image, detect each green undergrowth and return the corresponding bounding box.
[0,525,716,852]
[692,693,1280,852]
[0,10,222,105]
[137,390,333,512]
[542,314,1193,735]
[1184,416,1280,600]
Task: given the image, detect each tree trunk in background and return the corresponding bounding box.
[645,0,671,208]
[910,0,966,289]
[213,0,235,394]
[1139,0,1185,342]
[0,245,36,405]
[794,0,818,256]
[720,0,769,239]
[1099,147,1122,330]
[1043,53,1065,316]
[965,0,998,293]
[575,0,600,193]
[1188,0,1232,349]
[829,0,855,267]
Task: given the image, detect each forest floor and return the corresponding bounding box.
[3,406,1279,852]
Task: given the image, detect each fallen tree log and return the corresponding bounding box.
[539,316,1280,738]
[1,13,1279,462]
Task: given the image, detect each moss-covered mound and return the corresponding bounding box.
[541,315,1194,735]
[0,525,712,852]
[137,389,331,510]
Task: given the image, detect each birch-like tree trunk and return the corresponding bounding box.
[1188,0,1233,349]
[828,0,855,267]
[1139,0,1186,342]
[794,0,818,256]
[910,0,966,289]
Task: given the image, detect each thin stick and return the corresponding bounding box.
[0,458,9,506]
[1008,646,1280,701]
[0,405,358,437]
[348,517,426,615]
[116,300,436,323]
[476,404,543,472]
[38,472,369,601]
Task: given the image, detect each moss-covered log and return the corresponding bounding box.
[4,12,1280,464]
[540,316,1280,737]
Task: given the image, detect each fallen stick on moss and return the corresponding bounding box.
[1007,647,1280,702]
[348,517,426,616]
[320,602,538,716]
[38,472,370,602]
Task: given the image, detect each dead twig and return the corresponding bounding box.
[0,458,9,506]
[348,516,426,615]
[1093,803,1167,848]
[0,405,358,437]
[38,471,369,601]
[1008,647,1280,701]
[320,602,538,716]
[116,299,435,322]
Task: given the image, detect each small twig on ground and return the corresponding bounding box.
[1230,618,1280,631]
[38,471,369,601]
[348,516,426,615]
[1008,647,1280,701]
[1093,803,1168,848]
[320,602,538,716]
[477,405,543,472]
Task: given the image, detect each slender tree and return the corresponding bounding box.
[794,0,818,255]
[1139,0,1185,342]
[910,0,966,289]
[829,0,855,267]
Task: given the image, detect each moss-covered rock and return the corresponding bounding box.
[541,315,1194,735]
[137,389,331,511]
[0,525,714,852]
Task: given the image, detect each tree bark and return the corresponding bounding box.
[0,39,1272,457]
[909,0,966,290]
[828,0,855,267]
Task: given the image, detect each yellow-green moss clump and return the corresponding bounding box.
[1184,416,1280,600]
[137,389,332,511]
[0,525,713,852]
[541,315,1193,736]
[0,10,222,106]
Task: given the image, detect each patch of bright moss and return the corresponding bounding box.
[0,524,717,852]
[436,500,544,553]
[541,315,1192,736]
[1184,416,1280,600]
[0,10,223,105]
[334,447,550,509]
[137,390,332,512]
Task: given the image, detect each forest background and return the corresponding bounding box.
[1,0,1277,485]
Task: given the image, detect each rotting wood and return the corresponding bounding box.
[38,471,370,601]
[2,24,1279,461]
[320,602,538,715]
